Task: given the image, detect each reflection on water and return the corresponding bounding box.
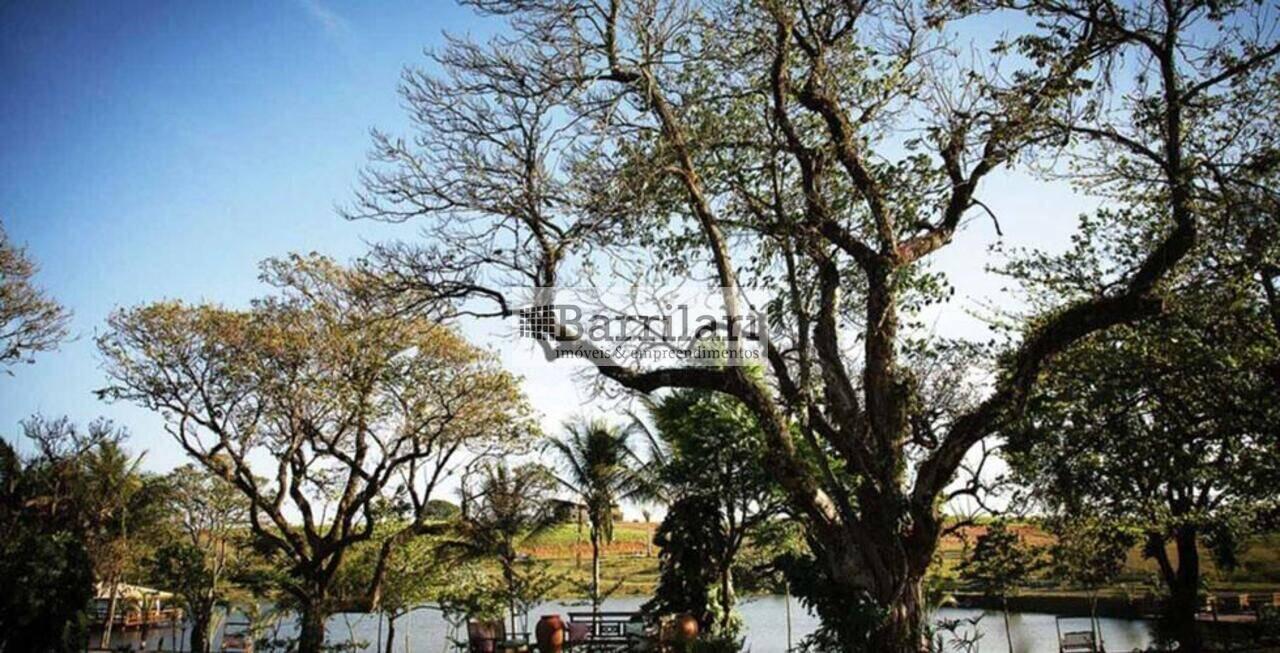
[134,595,1150,652]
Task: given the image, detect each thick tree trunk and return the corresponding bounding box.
[1169,527,1203,653]
[870,578,927,652]
[807,516,935,652]
[190,612,210,653]
[297,601,328,653]
[1149,528,1203,653]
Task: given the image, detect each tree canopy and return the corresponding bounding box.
[345,0,1280,647]
[648,390,785,634]
[0,220,69,370]
[97,254,535,653]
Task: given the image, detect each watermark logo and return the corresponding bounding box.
[510,286,769,368]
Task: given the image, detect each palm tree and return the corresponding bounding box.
[79,437,160,647]
[545,418,651,612]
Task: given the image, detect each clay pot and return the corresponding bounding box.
[535,614,566,653]
[674,613,699,643]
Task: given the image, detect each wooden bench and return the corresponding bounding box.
[566,612,646,651]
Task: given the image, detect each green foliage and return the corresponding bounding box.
[0,527,94,652]
[1006,249,1280,604]
[423,499,461,521]
[1045,516,1137,593]
[649,391,778,510]
[774,551,884,653]
[643,496,723,628]
[958,522,1040,599]
[338,535,440,618]
[150,541,210,603]
[958,523,1040,653]
[149,464,252,652]
[684,632,747,653]
[0,419,149,653]
[436,565,508,625]
[647,390,785,635]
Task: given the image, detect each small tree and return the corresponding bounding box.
[451,462,561,636]
[958,522,1039,653]
[98,255,533,653]
[649,390,785,635]
[151,464,250,653]
[335,534,450,653]
[642,495,724,632]
[0,220,69,370]
[1045,517,1136,643]
[545,418,649,612]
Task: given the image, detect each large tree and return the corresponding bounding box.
[1005,260,1280,651]
[333,532,459,653]
[97,255,533,653]
[0,220,69,370]
[347,0,1279,647]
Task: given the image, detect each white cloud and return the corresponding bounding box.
[294,0,354,45]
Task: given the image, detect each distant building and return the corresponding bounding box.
[90,583,183,650]
[550,498,623,524]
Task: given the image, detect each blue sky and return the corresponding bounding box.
[0,0,1094,475]
[0,0,502,467]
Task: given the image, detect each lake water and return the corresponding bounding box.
[128,595,1153,652]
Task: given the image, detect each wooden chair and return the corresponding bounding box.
[566,612,647,651]
[1060,630,1098,653]
[1056,617,1101,653]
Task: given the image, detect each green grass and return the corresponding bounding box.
[517,523,1280,598]
[1116,531,1280,588]
[543,556,660,598]
[526,522,655,549]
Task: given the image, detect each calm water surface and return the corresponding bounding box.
[130,595,1152,652]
